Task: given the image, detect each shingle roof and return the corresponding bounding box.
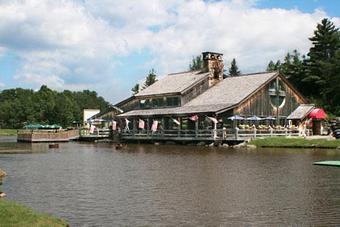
[118,103,233,117]
[186,72,277,106]
[135,71,209,97]
[287,104,314,120]
[119,72,278,117]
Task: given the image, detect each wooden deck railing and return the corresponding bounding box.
[121,127,301,141]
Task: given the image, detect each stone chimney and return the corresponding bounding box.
[202,52,224,87]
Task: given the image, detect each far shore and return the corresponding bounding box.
[0,129,17,136]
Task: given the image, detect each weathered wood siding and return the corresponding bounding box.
[181,78,209,105]
[234,77,305,117]
[118,98,140,112]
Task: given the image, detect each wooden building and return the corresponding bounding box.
[115,52,306,134]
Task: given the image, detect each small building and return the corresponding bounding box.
[287,104,328,135]
[114,52,306,136]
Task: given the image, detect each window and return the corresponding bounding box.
[166,96,180,107]
[269,79,286,108]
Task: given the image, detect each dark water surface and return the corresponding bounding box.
[1,140,340,226]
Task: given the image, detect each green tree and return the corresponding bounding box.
[0,86,111,128]
[306,18,340,113]
[189,55,204,71]
[266,60,281,72]
[131,83,140,95]
[228,58,240,76]
[144,68,157,88]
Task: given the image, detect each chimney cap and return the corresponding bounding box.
[202,51,223,56]
[202,52,223,61]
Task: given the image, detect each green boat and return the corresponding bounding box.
[313,161,340,167]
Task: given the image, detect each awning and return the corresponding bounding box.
[309,108,327,119]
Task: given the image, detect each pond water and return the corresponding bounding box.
[1,139,340,226]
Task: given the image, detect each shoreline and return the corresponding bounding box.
[0,199,68,227]
[248,137,340,149]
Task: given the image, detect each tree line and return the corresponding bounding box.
[0,85,110,128]
[266,18,340,116]
[190,18,339,115]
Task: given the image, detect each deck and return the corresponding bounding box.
[17,129,80,142]
[78,128,111,141]
[120,128,300,144]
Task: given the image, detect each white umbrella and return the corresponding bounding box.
[264,116,276,120]
[246,115,263,121]
[228,115,244,120]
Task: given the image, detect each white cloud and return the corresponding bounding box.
[0,81,4,88]
[0,0,338,102]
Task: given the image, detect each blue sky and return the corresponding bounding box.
[0,0,339,103]
[257,0,340,17]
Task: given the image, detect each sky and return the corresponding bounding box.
[0,0,339,104]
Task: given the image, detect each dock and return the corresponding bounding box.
[314,161,340,167]
[17,129,80,142]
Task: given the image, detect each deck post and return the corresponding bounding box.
[285,128,288,136]
[161,118,165,137]
[147,118,150,136]
[235,127,239,140]
[177,117,181,137]
[132,119,136,136]
[195,121,198,138]
[253,127,257,138]
[269,126,273,137]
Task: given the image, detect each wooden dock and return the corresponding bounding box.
[17,129,80,142]
[78,128,111,141]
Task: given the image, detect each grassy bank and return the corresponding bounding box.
[249,137,340,149]
[0,199,67,227]
[0,129,17,136]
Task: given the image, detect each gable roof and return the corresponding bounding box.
[118,72,278,117]
[185,72,277,107]
[135,70,209,97]
[287,104,315,120]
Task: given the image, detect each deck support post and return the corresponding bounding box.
[132,119,136,136]
[235,127,239,140]
[269,126,273,137]
[195,121,198,138]
[161,118,165,137]
[253,127,257,138]
[177,117,181,137]
[147,118,150,136]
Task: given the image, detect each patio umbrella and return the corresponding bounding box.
[246,115,263,121]
[264,116,276,120]
[228,115,244,128]
[228,115,244,120]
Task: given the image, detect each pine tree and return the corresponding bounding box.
[189,55,204,71]
[131,84,140,95]
[266,60,281,72]
[228,58,240,76]
[143,68,157,88]
[306,18,340,112]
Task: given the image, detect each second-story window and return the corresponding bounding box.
[139,96,180,109]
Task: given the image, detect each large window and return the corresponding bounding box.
[269,79,286,108]
[139,96,180,109]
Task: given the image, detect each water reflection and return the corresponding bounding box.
[1,141,340,226]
